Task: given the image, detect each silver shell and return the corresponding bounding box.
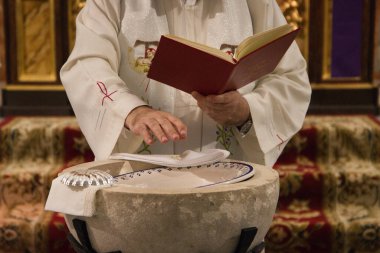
[60,169,114,187]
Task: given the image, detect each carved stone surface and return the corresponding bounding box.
[64,160,279,253]
[17,0,55,81]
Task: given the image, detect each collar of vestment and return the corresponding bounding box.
[121,0,255,49]
[181,0,197,6]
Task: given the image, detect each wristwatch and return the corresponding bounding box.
[238,115,253,137]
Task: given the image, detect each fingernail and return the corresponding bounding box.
[161,137,168,143]
[172,134,179,140]
[180,131,187,138]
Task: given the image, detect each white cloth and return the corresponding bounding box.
[110,149,230,167]
[45,176,109,217]
[45,159,121,216]
[45,149,229,216]
[60,0,311,166]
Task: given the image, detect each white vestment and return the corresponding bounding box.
[60,0,311,166]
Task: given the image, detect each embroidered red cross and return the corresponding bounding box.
[96,81,117,106]
[277,134,285,150]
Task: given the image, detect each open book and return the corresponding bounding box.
[147,24,300,95]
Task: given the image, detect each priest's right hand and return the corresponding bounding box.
[125,106,187,145]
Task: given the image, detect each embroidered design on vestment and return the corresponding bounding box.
[216,125,235,153]
[277,134,285,150]
[137,141,152,154]
[96,81,117,106]
[131,41,159,74]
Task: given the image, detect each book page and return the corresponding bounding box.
[235,24,294,60]
[165,35,235,63]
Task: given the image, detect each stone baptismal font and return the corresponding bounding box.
[46,150,279,253]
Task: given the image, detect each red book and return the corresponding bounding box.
[147,24,300,95]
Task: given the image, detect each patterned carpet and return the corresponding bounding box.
[0,115,379,253]
[267,116,380,253]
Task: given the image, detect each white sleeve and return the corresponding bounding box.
[235,0,311,166]
[60,0,146,160]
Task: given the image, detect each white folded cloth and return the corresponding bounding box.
[109,149,230,167]
[45,160,124,216]
[45,149,230,217]
[45,175,109,217]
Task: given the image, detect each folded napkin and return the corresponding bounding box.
[45,175,109,217]
[109,149,230,167]
[45,149,230,217]
[45,160,127,217]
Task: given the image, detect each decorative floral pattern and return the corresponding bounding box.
[268,115,380,253]
[216,125,235,152]
[266,219,329,253]
[137,141,152,154]
[0,117,87,253]
[9,203,43,222]
[130,41,158,74]
[0,225,21,251]
[278,171,303,197]
[355,224,380,251]
[336,171,380,207]
[1,171,44,208]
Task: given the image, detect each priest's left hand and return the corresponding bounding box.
[191,91,250,126]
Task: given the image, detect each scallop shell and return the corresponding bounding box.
[60,169,114,187]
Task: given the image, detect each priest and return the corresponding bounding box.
[60,0,311,166]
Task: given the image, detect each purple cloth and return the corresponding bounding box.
[331,0,363,78]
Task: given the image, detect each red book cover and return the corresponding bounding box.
[147,28,300,95]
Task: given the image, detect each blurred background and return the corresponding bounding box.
[0,0,379,115]
[0,1,379,253]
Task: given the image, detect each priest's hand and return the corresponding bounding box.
[191,91,250,126]
[125,106,187,145]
